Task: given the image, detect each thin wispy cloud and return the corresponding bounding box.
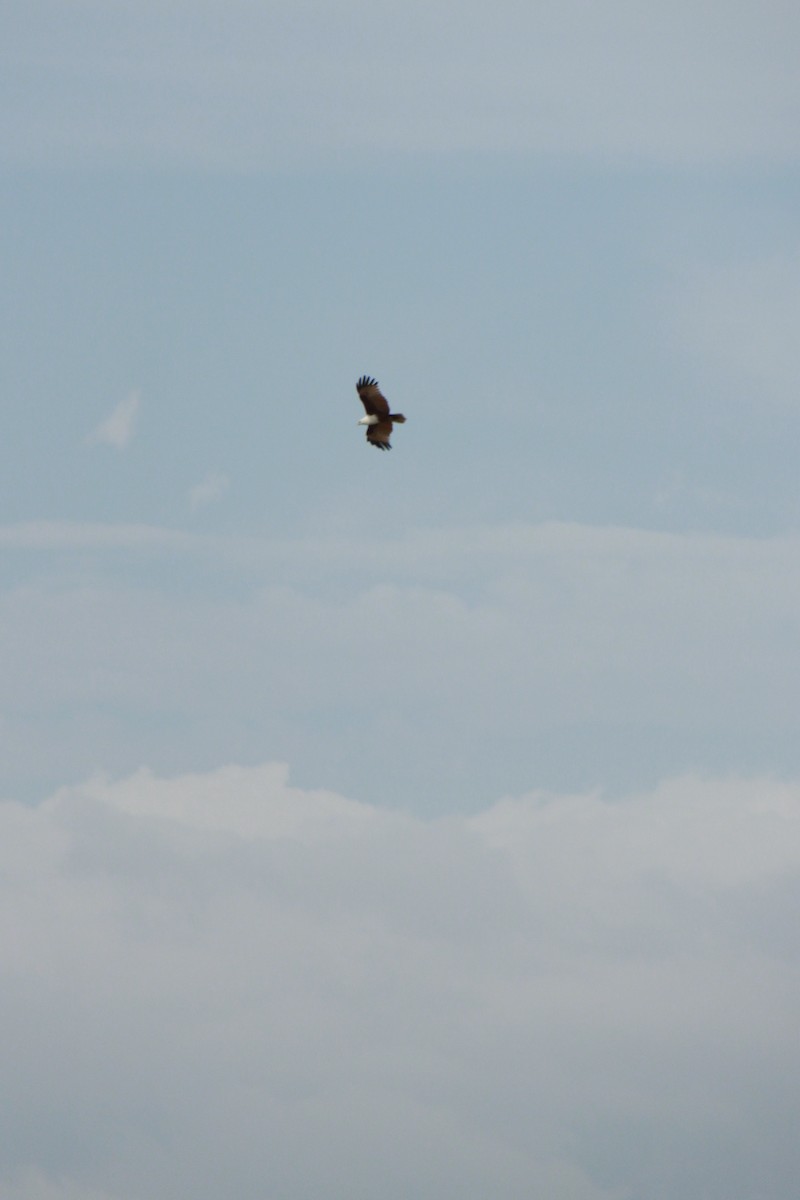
[189,469,229,511]
[0,520,196,551]
[86,391,140,449]
[669,248,800,402]
[3,0,799,169]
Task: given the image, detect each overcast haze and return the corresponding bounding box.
[2,2,800,1197]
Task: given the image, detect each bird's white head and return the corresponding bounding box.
[357,414,380,426]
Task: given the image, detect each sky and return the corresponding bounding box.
[2,1,800,1197]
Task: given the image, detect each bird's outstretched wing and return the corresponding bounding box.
[356,376,390,418]
[366,420,393,450]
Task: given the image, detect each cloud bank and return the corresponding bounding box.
[1,762,798,1199]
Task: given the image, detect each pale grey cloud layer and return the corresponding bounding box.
[2,519,800,807]
[1,763,798,1200]
[3,0,799,168]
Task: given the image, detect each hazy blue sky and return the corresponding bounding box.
[2,2,800,1198]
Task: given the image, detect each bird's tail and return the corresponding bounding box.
[389,413,406,423]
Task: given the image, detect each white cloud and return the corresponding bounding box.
[188,469,229,511]
[87,391,140,450]
[1,763,798,1199]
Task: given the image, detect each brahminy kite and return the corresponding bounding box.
[356,376,406,451]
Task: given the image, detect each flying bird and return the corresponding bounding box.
[356,376,406,451]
